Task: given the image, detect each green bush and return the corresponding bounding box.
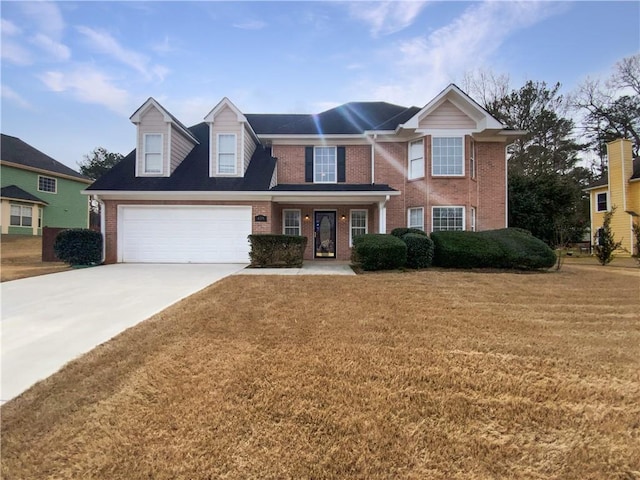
[249,234,307,267]
[351,234,406,271]
[401,233,434,269]
[53,229,103,265]
[431,228,555,270]
[390,227,428,238]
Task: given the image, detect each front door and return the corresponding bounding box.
[314,211,336,258]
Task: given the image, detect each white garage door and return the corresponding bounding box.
[119,206,252,263]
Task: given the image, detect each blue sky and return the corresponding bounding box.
[1,1,639,169]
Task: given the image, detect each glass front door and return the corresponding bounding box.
[314,211,336,258]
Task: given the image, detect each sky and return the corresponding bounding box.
[1,1,639,170]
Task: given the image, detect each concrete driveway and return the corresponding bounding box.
[1,263,246,403]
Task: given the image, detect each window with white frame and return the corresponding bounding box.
[596,192,608,212]
[283,209,301,236]
[144,134,163,174]
[470,207,476,232]
[10,204,32,227]
[408,207,424,231]
[217,134,237,174]
[38,175,56,193]
[350,210,367,245]
[432,206,465,231]
[314,146,337,183]
[469,139,476,179]
[408,139,424,180]
[432,137,464,176]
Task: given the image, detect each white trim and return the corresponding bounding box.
[282,208,302,235]
[431,205,466,232]
[431,136,465,177]
[130,97,198,144]
[313,145,338,184]
[408,138,425,180]
[349,209,368,246]
[9,203,33,227]
[469,138,476,179]
[470,206,476,232]
[166,123,172,176]
[216,133,237,175]
[596,191,609,212]
[142,133,164,175]
[407,206,424,231]
[37,175,57,194]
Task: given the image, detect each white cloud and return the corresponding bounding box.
[1,84,34,110]
[232,20,267,30]
[30,33,71,61]
[77,26,167,82]
[18,1,65,39]
[152,36,176,55]
[1,18,22,36]
[39,66,131,115]
[349,1,428,36]
[1,42,33,65]
[357,1,561,106]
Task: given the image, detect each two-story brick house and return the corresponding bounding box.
[87,84,518,263]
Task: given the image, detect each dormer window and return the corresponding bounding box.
[144,134,163,174]
[217,134,237,174]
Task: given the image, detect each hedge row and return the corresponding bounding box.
[54,228,102,265]
[249,234,307,267]
[351,228,555,271]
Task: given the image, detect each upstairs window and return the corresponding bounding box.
[10,204,32,227]
[596,192,608,212]
[144,134,163,174]
[283,209,301,236]
[38,175,57,193]
[433,206,464,231]
[217,134,237,174]
[408,207,424,231]
[314,146,337,183]
[408,139,424,180]
[469,139,476,179]
[432,137,464,176]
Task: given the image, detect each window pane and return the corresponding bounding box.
[409,140,424,179]
[408,208,424,230]
[314,147,336,183]
[218,135,236,173]
[351,210,367,242]
[283,210,301,235]
[145,153,162,173]
[22,206,32,227]
[145,134,162,153]
[219,134,235,154]
[433,207,464,231]
[39,176,56,192]
[433,137,463,176]
[597,193,607,211]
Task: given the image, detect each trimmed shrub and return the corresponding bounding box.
[249,234,307,267]
[53,228,103,265]
[390,227,429,238]
[431,228,555,270]
[352,234,406,271]
[402,233,435,269]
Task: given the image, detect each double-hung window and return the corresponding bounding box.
[432,137,464,176]
[10,204,32,227]
[283,209,301,236]
[596,192,608,212]
[350,210,368,245]
[314,146,337,183]
[38,176,56,193]
[144,134,163,174]
[469,139,476,179]
[432,207,464,231]
[408,207,424,231]
[408,139,424,179]
[217,134,237,174]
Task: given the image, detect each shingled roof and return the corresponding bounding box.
[0,185,48,204]
[0,134,90,181]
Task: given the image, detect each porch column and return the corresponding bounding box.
[378,195,390,233]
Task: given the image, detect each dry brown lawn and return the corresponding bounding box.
[2,265,639,479]
[1,234,69,282]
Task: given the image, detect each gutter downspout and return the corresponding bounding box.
[96,195,106,263]
[371,133,377,184]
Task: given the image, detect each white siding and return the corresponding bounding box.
[419,100,476,129]
[210,105,243,176]
[137,106,169,176]
[170,125,196,174]
[243,124,257,174]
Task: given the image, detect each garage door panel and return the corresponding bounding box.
[120,206,251,263]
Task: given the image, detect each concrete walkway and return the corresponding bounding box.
[0,263,246,403]
[235,261,356,276]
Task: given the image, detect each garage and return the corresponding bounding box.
[119,205,252,263]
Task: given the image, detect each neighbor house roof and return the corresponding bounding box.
[0,185,48,204]
[585,157,640,190]
[0,134,91,182]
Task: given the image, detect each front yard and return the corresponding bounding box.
[1,234,69,282]
[2,265,639,479]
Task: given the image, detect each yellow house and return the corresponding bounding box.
[586,138,640,256]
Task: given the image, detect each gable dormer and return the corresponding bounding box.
[130,98,198,177]
[400,84,504,134]
[204,97,259,178]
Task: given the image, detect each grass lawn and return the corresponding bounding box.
[1,234,69,282]
[2,265,639,479]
